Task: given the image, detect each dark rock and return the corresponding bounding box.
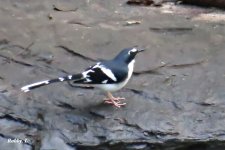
[180,0,225,9]
[1,0,225,149]
[127,0,154,6]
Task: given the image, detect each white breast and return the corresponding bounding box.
[94,60,135,92]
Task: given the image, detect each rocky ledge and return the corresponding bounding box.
[0,0,225,149]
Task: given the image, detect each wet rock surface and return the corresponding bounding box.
[1,0,225,149]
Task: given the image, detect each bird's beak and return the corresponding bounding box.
[137,48,145,53]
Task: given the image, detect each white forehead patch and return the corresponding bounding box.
[128,48,138,55]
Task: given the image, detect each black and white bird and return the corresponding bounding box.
[21,47,144,107]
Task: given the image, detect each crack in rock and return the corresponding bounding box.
[56,45,97,61]
[55,101,76,110]
[133,64,166,76]
[166,60,206,69]
[126,88,161,100]
[117,118,179,139]
[0,54,34,67]
[0,114,43,130]
[150,27,193,34]
[89,110,106,119]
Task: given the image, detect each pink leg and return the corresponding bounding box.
[103,92,126,108]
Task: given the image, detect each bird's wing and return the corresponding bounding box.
[72,62,127,84]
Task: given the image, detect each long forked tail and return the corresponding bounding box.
[21,74,83,92]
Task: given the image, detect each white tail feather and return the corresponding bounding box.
[21,80,50,92]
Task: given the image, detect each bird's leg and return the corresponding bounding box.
[103,92,126,108]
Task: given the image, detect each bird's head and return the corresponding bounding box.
[114,47,144,64]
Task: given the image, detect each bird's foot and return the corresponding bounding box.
[103,97,126,108]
